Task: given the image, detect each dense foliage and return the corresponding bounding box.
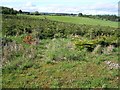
[2,15,119,39]
[1,6,18,15]
[2,15,119,53]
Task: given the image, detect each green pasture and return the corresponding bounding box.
[18,15,118,28]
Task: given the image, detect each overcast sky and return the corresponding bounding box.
[0,0,119,15]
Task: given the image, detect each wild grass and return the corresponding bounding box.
[2,37,119,88]
[2,15,119,88]
[44,38,87,62]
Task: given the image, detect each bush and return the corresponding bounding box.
[73,35,118,52]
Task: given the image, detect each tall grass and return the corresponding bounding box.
[44,38,87,62]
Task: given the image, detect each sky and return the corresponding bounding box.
[0,0,119,15]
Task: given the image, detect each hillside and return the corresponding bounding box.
[1,6,118,28]
[20,15,118,28]
[2,15,119,88]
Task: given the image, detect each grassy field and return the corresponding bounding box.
[2,15,119,88]
[18,15,118,28]
[2,38,119,88]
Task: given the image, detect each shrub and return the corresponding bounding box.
[73,35,118,52]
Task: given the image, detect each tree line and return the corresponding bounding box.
[1,6,119,22]
[81,14,120,22]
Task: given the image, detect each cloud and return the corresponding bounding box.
[13,2,36,12]
[25,2,36,7]
[79,2,118,15]
[89,2,117,12]
[0,0,118,15]
[82,10,117,15]
[34,2,118,15]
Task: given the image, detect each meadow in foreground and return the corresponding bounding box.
[2,15,119,88]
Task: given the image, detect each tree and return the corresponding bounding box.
[19,10,22,14]
[34,11,39,15]
[78,13,83,17]
[1,6,18,15]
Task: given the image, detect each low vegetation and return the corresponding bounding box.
[2,14,119,88]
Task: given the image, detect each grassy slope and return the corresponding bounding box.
[46,16,118,28]
[19,15,118,28]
